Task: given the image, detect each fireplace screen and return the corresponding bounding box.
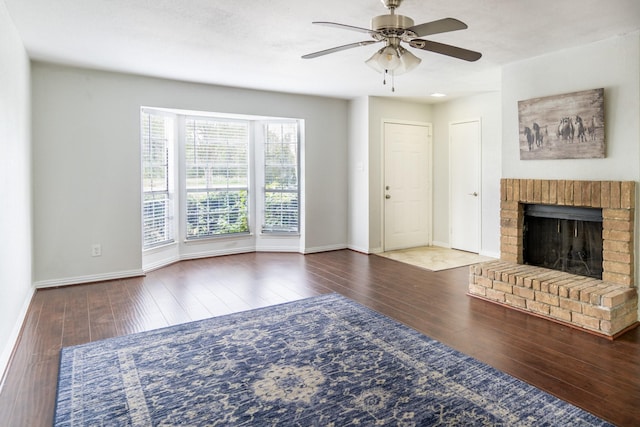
[523,204,603,279]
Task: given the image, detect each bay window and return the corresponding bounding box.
[141,108,301,260]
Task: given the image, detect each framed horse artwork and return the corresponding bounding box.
[517,88,605,160]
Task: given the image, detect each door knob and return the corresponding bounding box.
[468,192,478,197]
[385,194,391,199]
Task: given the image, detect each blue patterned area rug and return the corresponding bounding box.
[54,294,612,426]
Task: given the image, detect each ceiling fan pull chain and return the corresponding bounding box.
[391,71,395,92]
[383,69,388,86]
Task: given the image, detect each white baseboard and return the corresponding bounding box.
[144,245,350,272]
[480,250,500,259]
[347,244,370,254]
[34,269,144,289]
[432,241,450,248]
[36,245,354,288]
[143,254,181,273]
[180,247,255,261]
[0,286,35,391]
[256,247,300,253]
[303,244,348,254]
[431,242,499,259]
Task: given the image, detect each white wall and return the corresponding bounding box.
[0,1,34,377]
[502,32,640,181]
[432,92,502,257]
[347,96,370,253]
[502,31,640,297]
[31,63,349,286]
[367,97,433,252]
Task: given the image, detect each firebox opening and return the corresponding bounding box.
[523,204,603,279]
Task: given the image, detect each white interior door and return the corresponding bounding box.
[383,121,432,251]
[450,120,481,253]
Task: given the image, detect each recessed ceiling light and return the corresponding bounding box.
[430,93,447,97]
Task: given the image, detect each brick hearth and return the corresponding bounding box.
[469,179,638,338]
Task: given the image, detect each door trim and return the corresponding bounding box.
[381,119,433,251]
[448,118,482,252]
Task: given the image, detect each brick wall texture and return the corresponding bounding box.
[499,179,635,287]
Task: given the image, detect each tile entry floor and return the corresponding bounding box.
[377,246,496,271]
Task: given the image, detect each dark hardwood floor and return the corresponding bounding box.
[0,250,638,426]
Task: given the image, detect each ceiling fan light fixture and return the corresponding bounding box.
[366,45,401,72]
[366,45,421,77]
[393,47,421,75]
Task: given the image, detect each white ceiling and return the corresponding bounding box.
[5,0,640,102]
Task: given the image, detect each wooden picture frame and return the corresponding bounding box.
[518,88,605,160]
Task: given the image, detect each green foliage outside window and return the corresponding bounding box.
[186,190,248,238]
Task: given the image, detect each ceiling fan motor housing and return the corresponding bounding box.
[371,14,417,39]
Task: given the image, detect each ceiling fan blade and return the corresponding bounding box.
[312,21,379,36]
[407,18,468,37]
[409,39,482,62]
[302,40,379,59]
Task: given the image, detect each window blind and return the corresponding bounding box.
[141,112,174,248]
[185,118,250,238]
[262,122,299,233]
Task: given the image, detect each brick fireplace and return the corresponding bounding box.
[469,179,638,338]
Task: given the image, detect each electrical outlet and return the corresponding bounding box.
[91,244,102,257]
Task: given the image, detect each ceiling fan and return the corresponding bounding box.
[302,0,482,90]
